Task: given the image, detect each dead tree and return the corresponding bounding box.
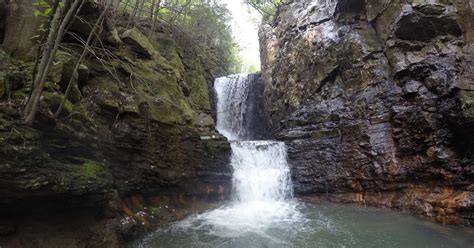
[55,1,114,117]
[24,0,81,125]
[148,0,161,38]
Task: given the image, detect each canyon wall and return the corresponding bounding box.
[260,0,474,225]
[0,2,231,247]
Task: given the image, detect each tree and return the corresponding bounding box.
[244,0,283,20]
[24,0,82,124]
[55,0,115,117]
[23,0,241,124]
[2,0,43,56]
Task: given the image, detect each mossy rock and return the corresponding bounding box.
[50,51,74,83]
[76,159,101,178]
[64,158,114,191]
[12,89,28,101]
[185,69,211,111]
[154,37,185,72]
[44,81,60,91]
[77,64,89,90]
[48,50,85,103]
[41,92,74,116]
[97,97,120,113]
[121,27,158,59]
[88,77,120,95]
[459,90,474,119]
[130,59,196,124]
[86,77,121,112]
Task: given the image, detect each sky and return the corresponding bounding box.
[219,0,261,72]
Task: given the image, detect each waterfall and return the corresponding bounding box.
[214,74,267,141]
[230,141,292,203]
[174,73,301,236]
[134,73,474,248]
[138,74,302,244]
[214,73,293,205]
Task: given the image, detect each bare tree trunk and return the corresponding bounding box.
[122,0,131,12]
[30,0,60,95]
[2,0,42,57]
[114,0,122,13]
[149,0,156,19]
[148,0,161,38]
[169,0,190,24]
[55,1,112,117]
[24,0,81,125]
[127,0,140,27]
[137,0,146,19]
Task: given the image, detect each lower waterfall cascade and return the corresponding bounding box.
[135,74,474,248]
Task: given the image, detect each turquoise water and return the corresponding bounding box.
[134,202,474,248]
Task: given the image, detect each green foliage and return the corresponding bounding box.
[31,0,61,41]
[244,0,284,21]
[247,64,258,73]
[33,0,53,17]
[161,1,241,74]
[121,0,242,75]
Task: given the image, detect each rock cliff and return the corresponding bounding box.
[260,0,474,225]
[0,2,231,246]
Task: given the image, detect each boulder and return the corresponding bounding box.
[121,27,157,59]
[50,51,83,103]
[197,113,214,128]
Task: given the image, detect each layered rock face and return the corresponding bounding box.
[260,0,474,225]
[0,2,230,246]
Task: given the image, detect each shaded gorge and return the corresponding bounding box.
[133,74,474,248]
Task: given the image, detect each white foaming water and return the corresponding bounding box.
[231,141,292,202]
[214,74,250,140]
[178,140,301,237]
[173,74,303,238]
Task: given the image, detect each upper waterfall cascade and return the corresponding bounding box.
[214,73,267,141]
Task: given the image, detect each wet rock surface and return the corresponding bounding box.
[260,0,474,225]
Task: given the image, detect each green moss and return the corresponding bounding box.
[77,159,101,178]
[186,69,211,111]
[44,81,60,91]
[12,90,28,100]
[121,27,158,58]
[89,77,121,94]
[49,51,74,83]
[459,90,474,118]
[42,92,74,114]
[150,207,160,215]
[131,60,196,124]
[153,37,185,73]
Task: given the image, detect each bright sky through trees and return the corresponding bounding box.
[220,0,261,73]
